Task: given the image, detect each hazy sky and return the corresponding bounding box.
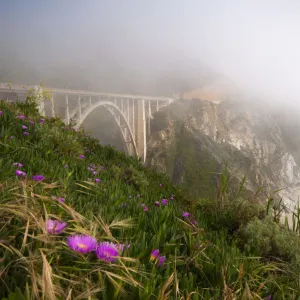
[1,0,300,101]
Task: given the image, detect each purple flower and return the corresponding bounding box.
[96,242,119,262]
[141,204,148,211]
[13,162,23,168]
[150,249,160,261]
[29,120,34,125]
[183,212,190,218]
[158,256,166,267]
[95,178,101,183]
[0,111,2,115]
[79,155,84,159]
[155,201,160,207]
[92,171,98,175]
[170,196,174,200]
[23,132,29,136]
[137,194,141,198]
[32,175,45,181]
[39,118,45,124]
[46,220,67,234]
[58,197,65,203]
[159,184,163,187]
[100,166,104,170]
[161,199,168,205]
[16,170,26,177]
[17,114,25,119]
[67,235,97,253]
[10,136,14,139]
[21,125,28,129]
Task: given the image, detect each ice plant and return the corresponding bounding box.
[39,118,45,124]
[67,235,97,253]
[161,199,168,205]
[13,162,23,168]
[183,212,190,218]
[141,204,148,211]
[150,249,160,261]
[79,154,84,159]
[16,170,26,177]
[23,132,29,136]
[95,178,101,183]
[29,120,34,124]
[10,136,14,139]
[32,175,45,181]
[0,111,2,115]
[17,114,25,119]
[21,125,28,129]
[96,242,119,262]
[159,184,163,187]
[155,201,160,206]
[46,220,67,234]
[58,197,65,203]
[158,255,166,267]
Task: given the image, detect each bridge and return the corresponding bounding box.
[0,83,174,162]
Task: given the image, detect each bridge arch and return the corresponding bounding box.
[74,101,138,157]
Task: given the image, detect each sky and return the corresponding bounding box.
[1,0,300,102]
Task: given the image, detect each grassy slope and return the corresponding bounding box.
[0,99,299,299]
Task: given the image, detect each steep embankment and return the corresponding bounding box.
[147,99,300,210]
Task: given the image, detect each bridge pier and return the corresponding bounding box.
[136,99,147,163]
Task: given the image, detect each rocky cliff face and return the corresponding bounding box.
[146,98,300,211]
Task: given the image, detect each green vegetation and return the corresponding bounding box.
[1,97,300,299]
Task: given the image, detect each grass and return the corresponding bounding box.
[0,97,300,299]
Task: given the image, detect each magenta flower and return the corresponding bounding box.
[141,204,148,211]
[170,196,174,200]
[100,166,104,170]
[21,125,28,129]
[16,170,26,177]
[23,132,29,136]
[96,242,119,262]
[158,255,166,267]
[95,178,101,183]
[67,235,97,253]
[32,175,45,181]
[79,155,84,159]
[39,118,45,124]
[183,212,190,218]
[155,201,160,206]
[13,162,23,168]
[46,220,67,234]
[17,114,25,119]
[161,199,168,205]
[10,136,14,139]
[150,249,160,261]
[58,197,65,203]
[137,194,141,198]
[159,184,163,187]
[193,220,198,225]
[92,171,98,175]
[29,121,34,125]
[0,111,2,115]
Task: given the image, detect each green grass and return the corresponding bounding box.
[0,98,300,299]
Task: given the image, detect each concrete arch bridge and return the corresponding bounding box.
[0,83,174,162]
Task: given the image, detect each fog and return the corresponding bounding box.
[1,0,300,106]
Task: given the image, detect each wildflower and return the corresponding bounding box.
[21,125,28,129]
[159,184,163,187]
[95,178,101,183]
[150,249,160,261]
[32,175,45,181]
[29,120,34,124]
[46,220,67,234]
[39,118,45,124]
[0,111,2,115]
[58,197,65,203]
[79,155,84,159]
[96,242,119,262]
[13,162,23,168]
[88,178,92,182]
[67,235,97,253]
[10,136,14,139]
[92,171,98,175]
[17,114,25,119]
[158,255,166,267]
[183,212,190,218]
[100,166,104,170]
[155,201,160,206]
[161,199,168,205]
[16,170,26,177]
[137,194,141,198]
[193,220,198,225]
[170,195,174,200]
[23,132,29,136]
[141,204,148,211]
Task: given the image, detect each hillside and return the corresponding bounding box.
[1,97,300,299]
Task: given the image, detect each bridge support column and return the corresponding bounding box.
[136,99,146,163]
